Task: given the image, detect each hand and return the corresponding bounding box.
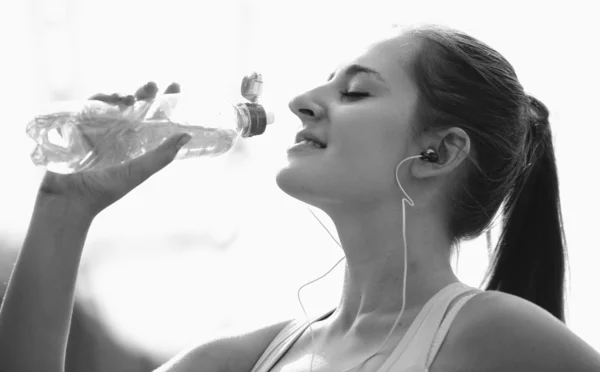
[38,82,191,218]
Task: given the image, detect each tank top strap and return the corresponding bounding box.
[379,282,473,371]
[249,309,335,372]
[424,290,481,368]
[391,286,481,371]
[249,318,302,372]
[396,285,480,370]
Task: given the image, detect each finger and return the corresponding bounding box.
[122,133,191,188]
[89,93,122,104]
[134,81,159,101]
[119,94,136,106]
[164,82,181,95]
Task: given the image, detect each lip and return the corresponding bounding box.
[287,141,326,154]
[295,129,327,147]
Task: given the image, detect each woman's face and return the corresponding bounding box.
[276,35,423,209]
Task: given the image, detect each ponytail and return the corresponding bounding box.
[484,96,567,322]
[404,27,568,320]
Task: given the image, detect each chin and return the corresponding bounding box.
[274,166,323,206]
[274,165,348,210]
[275,165,315,201]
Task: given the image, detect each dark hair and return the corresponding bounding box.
[403,25,567,321]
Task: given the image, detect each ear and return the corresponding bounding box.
[411,127,471,179]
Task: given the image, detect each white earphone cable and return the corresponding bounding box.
[298,154,423,372]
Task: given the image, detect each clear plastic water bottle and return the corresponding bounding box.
[26,72,275,174]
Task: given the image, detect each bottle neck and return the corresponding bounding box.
[236,103,268,138]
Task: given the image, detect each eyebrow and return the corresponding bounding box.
[327,64,388,86]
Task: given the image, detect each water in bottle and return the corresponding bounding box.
[26,73,275,174]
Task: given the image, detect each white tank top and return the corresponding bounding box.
[249,282,482,372]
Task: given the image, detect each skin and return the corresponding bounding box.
[1,35,600,372]
[273,34,600,371]
[277,35,469,343]
[0,83,190,372]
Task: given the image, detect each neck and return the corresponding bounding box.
[320,201,459,340]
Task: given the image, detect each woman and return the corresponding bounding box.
[1,24,599,372]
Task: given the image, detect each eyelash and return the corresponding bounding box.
[340,90,370,100]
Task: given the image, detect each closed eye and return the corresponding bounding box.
[341,91,370,100]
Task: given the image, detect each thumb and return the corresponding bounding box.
[123,133,191,188]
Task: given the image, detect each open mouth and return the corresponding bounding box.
[290,130,328,153]
[288,139,327,152]
[297,139,326,149]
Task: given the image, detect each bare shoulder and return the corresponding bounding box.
[153,318,292,372]
[435,290,600,372]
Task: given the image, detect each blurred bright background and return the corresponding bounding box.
[0,0,598,370]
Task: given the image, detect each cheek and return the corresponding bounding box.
[333,116,402,167]
[328,129,399,192]
[315,107,412,195]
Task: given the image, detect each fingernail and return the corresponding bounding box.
[176,134,191,149]
[145,82,158,93]
[165,82,181,94]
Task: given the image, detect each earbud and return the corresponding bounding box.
[420,148,438,162]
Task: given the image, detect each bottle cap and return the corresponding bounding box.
[266,111,275,125]
[241,73,263,103]
[242,103,268,137]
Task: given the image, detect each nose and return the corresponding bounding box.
[288,92,325,121]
